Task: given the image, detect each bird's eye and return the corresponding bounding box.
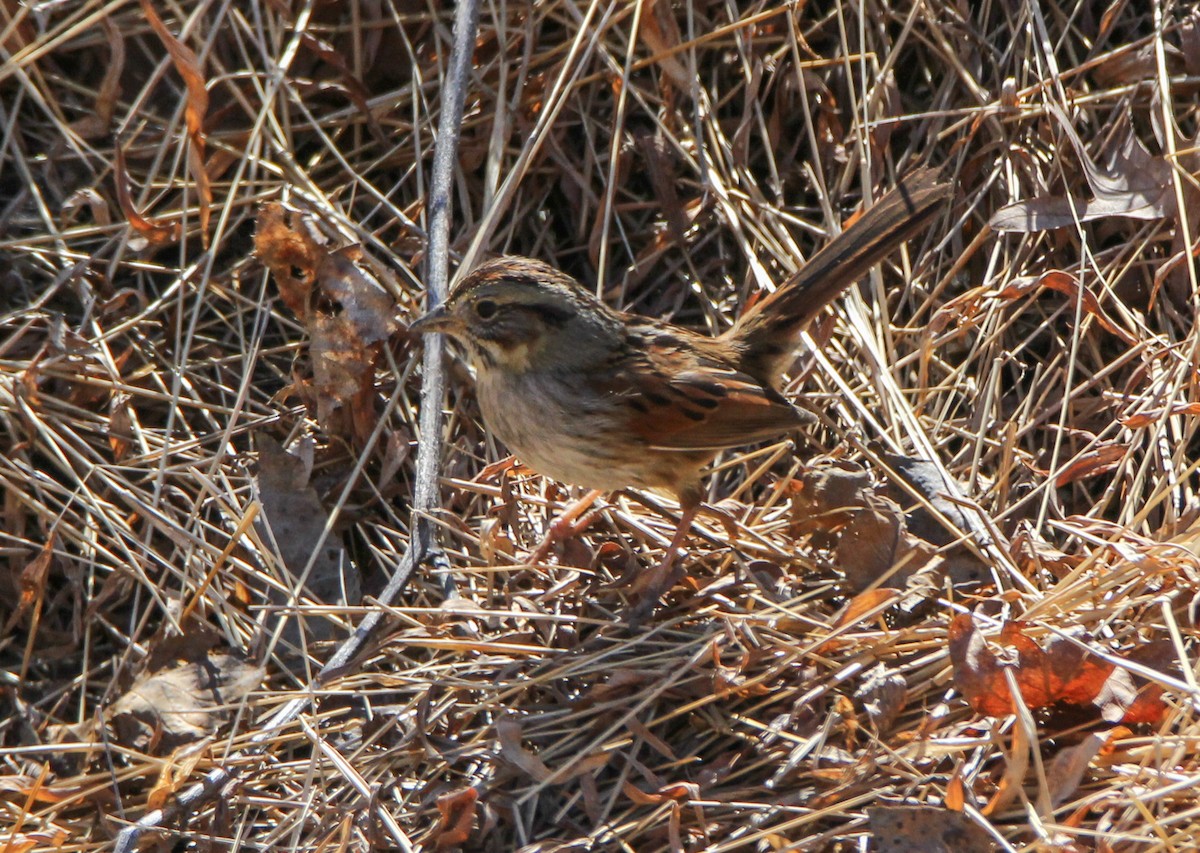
[474,299,498,320]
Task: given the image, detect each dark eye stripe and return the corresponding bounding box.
[523,302,576,326]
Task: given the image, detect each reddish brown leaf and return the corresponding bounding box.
[434,786,478,851]
[832,588,902,630]
[638,1,690,89]
[1054,444,1127,488]
[114,146,180,246]
[996,271,1135,344]
[254,203,321,317]
[141,0,212,244]
[71,16,124,139]
[1120,403,1200,428]
[107,398,135,461]
[949,614,1168,724]
[254,207,397,439]
[3,535,54,634]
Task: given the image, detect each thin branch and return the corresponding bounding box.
[111,1,481,848]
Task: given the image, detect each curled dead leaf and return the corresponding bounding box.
[994,271,1136,345]
[141,0,211,244]
[434,786,478,851]
[948,613,1167,724]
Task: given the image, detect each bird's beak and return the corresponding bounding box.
[408,304,457,336]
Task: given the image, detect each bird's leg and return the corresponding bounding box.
[528,488,605,564]
[628,498,701,622]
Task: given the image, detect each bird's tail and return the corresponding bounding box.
[726,166,952,380]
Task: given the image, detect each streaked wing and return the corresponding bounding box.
[599,323,812,452]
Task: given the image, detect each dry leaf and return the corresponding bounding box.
[141,0,212,244]
[638,0,690,89]
[1047,733,1106,806]
[114,146,179,247]
[254,203,323,317]
[994,271,1135,344]
[254,434,361,643]
[70,16,124,139]
[110,650,261,752]
[255,206,399,438]
[948,613,1167,724]
[434,786,478,851]
[991,110,1175,232]
[854,665,908,732]
[1054,444,1127,487]
[2,536,53,634]
[496,716,553,782]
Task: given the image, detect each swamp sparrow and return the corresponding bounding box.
[410,168,951,589]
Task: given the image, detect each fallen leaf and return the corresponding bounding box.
[3,536,54,635]
[832,588,902,630]
[1046,733,1106,805]
[854,665,908,732]
[71,16,124,139]
[1054,444,1127,487]
[433,786,478,851]
[496,716,552,782]
[110,650,261,752]
[948,613,1168,724]
[254,207,399,438]
[994,270,1135,345]
[990,109,1175,232]
[254,435,361,643]
[114,146,179,247]
[141,0,211,244]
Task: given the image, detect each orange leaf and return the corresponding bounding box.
[949,613,1168,724]
[141,0,211,244]
[995,271,1136,345]
[114,146,179,246]
[1054,444,1126,487]
[434,787,478,851]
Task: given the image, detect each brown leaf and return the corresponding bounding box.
[638,0,690,89]
[990,109,1175,232]
[433,786,478,851]
[114,146,180,247]
[995,271,1136,344]
[789,461,874,536]
[254,203,322,317]
[71,16,124,139]
[1121,402,1200,428]
[141,0,211,244]
[109,649,261,752]
[254,208,398,437]
[1054,444,1127,487]
[622,780,696,805]
[832,588,901,630]
[3,535,54,634]
[496,716,552,782]
[146,740,210,811]
[107,397,135,461]
[948,614,1168,724]
[254,435,360,638]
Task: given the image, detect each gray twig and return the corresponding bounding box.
[112,1,480,848]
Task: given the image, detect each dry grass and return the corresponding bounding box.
[2,1,1199,850]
